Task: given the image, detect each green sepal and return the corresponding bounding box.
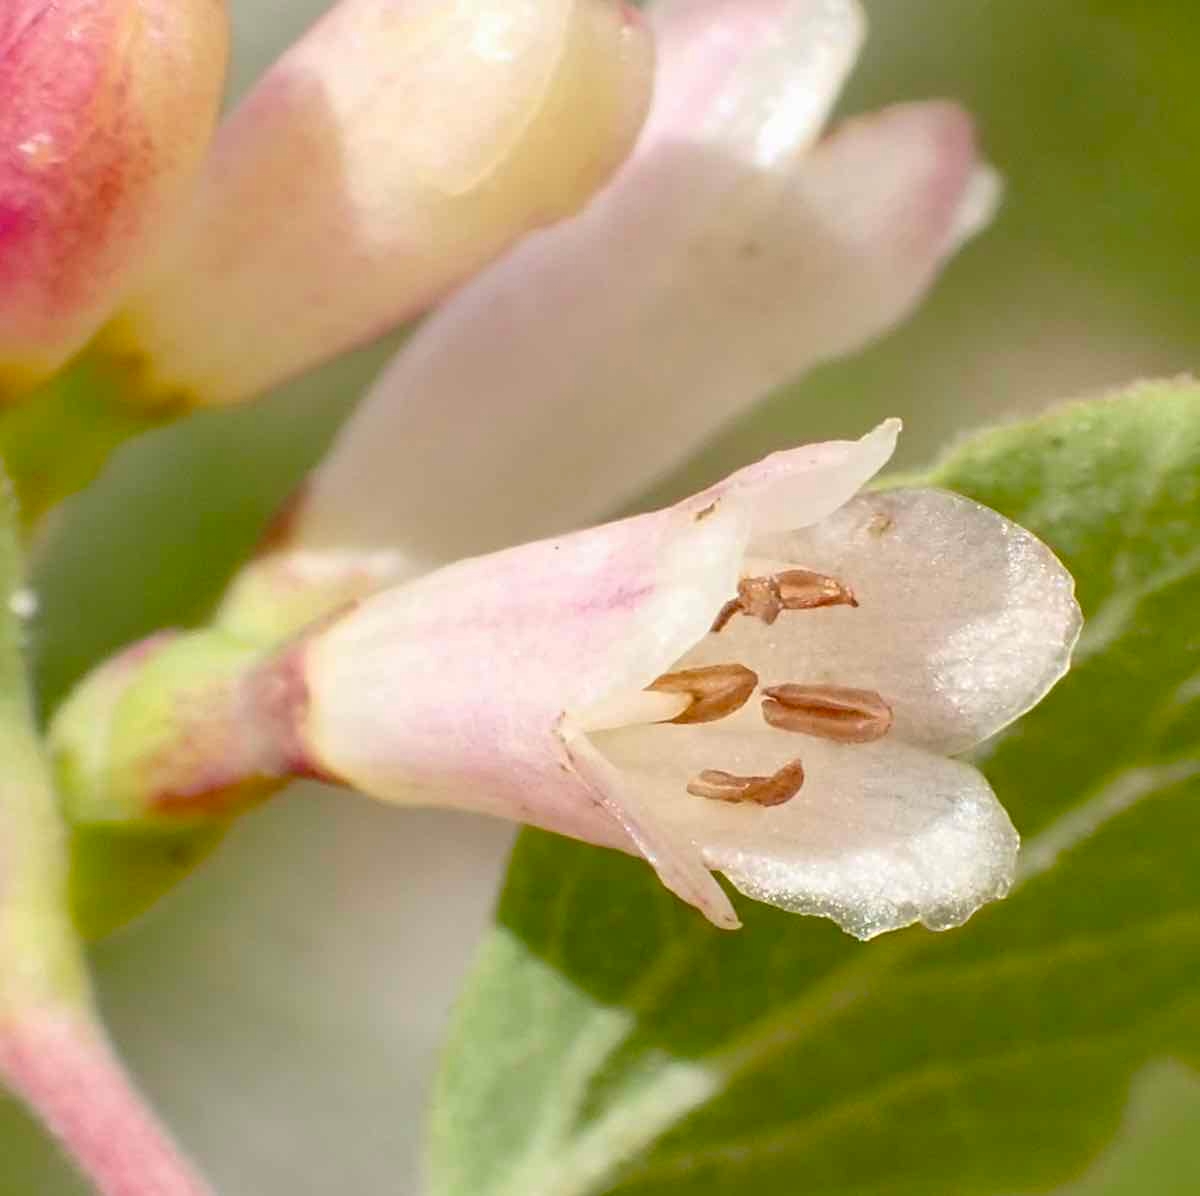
[0,351,174,531]
[51,628,271,829]
[67,822,230,942]
[49,627,287,939]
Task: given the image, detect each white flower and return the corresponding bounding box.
[295,422,1081,938]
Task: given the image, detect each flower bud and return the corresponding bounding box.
[0,0,229,394]
[105,0,654,406]
[256,0,1000,585]
[50,630,298,828]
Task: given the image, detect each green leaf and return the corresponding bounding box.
[429,383,1200,1196]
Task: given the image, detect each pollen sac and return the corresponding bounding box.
[761,684,893,743]
[711,569,857,632]
[686,760,806,807]
[648,663,758,725]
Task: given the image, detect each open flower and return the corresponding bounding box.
[52,424,1082,939]
[294,421,1082,937]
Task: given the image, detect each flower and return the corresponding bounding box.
[291,421,1081,938]
[224,0,1000,610]
[1,0,653,405]
[51,424,1082,939]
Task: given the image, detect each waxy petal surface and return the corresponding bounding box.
[108,0,652,405]
[598,716,1017,939]
[683,488,1083,753]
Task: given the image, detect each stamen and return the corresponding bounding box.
[648,663,758,725]
[572,689,690,734]
[710,569,857,632]
[686,760,806,807]
[761,684,893,743]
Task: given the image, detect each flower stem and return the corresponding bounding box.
[0,1007,213,1196]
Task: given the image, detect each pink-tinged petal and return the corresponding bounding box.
[105,0,653,405]
[286,0,993,568]
[300,498,748,833]
[0,0,228,392]
[681,488,1083,754]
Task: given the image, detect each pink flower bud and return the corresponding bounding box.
[0,0,228,392]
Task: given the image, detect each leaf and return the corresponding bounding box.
[429,383,1200,1196]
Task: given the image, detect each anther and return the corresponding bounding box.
[647,663,758,725]
[710,569,857,632]
[761,684,893,743]
[686,759,806,806]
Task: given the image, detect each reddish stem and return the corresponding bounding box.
[0,1008,213,1196]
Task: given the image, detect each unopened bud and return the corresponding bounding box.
[107,0,654,406]
[0,0,228,392]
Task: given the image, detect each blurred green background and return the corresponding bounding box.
[3,1,1200,1192]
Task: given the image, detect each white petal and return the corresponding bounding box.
[596,716,1018,939]
[683,488,1082,753]
[646,0,864,167]
[698,419,899,536]
[566,728,740,929]
[291,5,991,565]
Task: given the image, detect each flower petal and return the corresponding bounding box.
[565,727,740,929]
[218,418,896,642]
[300,496,747,832]
[693,418,899,536]
[0,0,228,391]
[683,488,1082,754]
[105,0,652,405]
[596,719,1018,940]
[286,0,993,565]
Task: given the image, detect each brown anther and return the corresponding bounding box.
[647,663,758,725]
[775,569,858,611]
[761,684,893,743]
[710,569,857,632]
[686,759,806,807]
